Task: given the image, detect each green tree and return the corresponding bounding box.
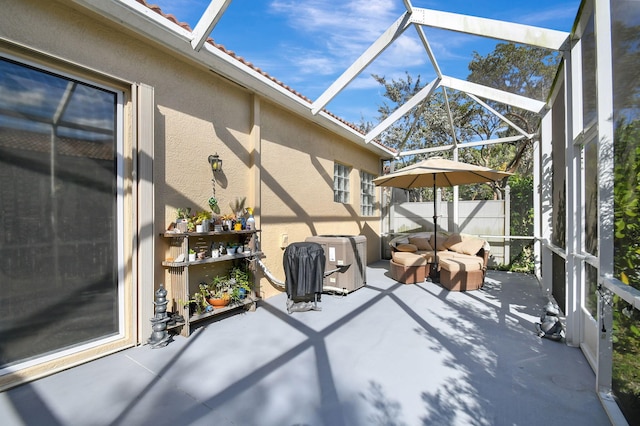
[612,117,640,423]
[370,73,461,154]
[508,174,534,272]
[613,118,640,288]
[466,43,560,175]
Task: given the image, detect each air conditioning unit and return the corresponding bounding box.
[305,235,366,293]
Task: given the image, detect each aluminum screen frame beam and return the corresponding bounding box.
[398,134,526,157]
[442,76,547,114]
[364,78,440,143]
[410,7,570,51]
[191,0,233,51]
[466,93,533,138]
[311,11,414,115]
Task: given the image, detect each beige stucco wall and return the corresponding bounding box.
[0,0,382,384]
[258,103,381,297]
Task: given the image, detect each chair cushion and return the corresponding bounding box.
[396,243,418,253]
[430,232,450,251]
[392,252,428,266]
[443,233,463,249]
[459,238,485,256]
[408,237,432,251]
[439,257,483,271]
[421,250,455,264]
[446,234,485,256]
[391,236,409,247]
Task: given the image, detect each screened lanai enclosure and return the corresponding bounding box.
[0,0,639,424]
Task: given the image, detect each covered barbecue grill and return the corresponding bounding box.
[283,242,325,313]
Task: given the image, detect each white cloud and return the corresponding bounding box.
[269,0,401,61]
[0,85,46,109]
[0,72,52,110]
[270,0,398,38]
[265,0,428,99]
[294,54,338,76]
[347,74,384,90]
[376,34,426,68]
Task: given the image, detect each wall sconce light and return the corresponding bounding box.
[208,153,223,172]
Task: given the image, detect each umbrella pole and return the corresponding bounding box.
[431,175,439,283]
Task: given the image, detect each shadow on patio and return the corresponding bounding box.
[1,261,610,426]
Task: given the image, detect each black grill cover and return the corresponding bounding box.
[283,242,325,299]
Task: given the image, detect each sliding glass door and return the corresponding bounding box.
[0,56,123,369]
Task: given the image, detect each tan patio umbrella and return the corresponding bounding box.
[373,157,512,281]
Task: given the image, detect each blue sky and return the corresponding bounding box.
[153,0,581,124]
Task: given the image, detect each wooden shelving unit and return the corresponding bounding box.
[160,229,261,336]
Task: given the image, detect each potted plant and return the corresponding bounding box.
[228,197,247,230]
[176,207,191,232]
[229,266,252,301]
[179,285,210,316]
[220,213,235,231]
[197,249,206,260]
[208,196,220,215]
[188,248,196,261]
[229,197,246,219]
[193,210,212,232]
[177,207,191,220]
[186,215,196,232]
[206,275,231,307]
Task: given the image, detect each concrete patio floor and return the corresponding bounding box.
[0,261,611,425]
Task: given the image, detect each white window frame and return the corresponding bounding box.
[360,170,375,216]
[334,162,351,204]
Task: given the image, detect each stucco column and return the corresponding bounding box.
[249,95,261,228]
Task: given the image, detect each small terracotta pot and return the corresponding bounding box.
[207,296,229,308]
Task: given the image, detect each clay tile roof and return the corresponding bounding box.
[0,127,114,160]
[136,0,387,142]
